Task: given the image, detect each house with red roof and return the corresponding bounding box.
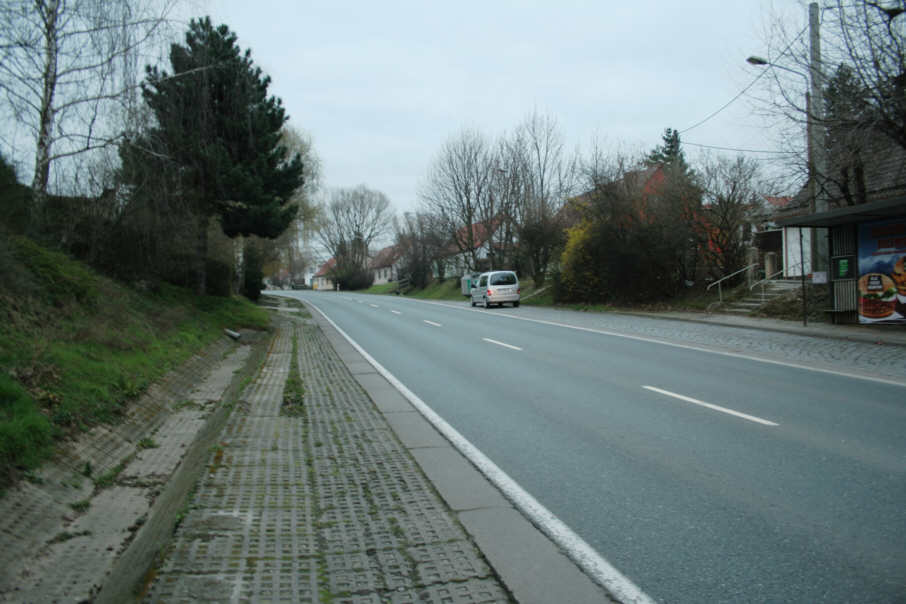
[369,244,404,285]
[312,257,336,291]
[433,218,501,278]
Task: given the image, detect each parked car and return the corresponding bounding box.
[470,271,520,308]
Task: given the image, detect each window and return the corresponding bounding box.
[490,273,516,286]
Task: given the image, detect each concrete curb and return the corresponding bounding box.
[97,331,271,603]
[304,301,626,604]
[606,309,906,348]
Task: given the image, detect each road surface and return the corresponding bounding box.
[277,290,906,603]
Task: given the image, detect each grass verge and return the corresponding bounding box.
[281,325,305,416]
[0,234,270,490]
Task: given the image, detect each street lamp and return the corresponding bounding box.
[747,55,815,326]
[746,55,815,211]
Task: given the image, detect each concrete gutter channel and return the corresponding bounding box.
[0,300,617,603]
[0,330,269,603]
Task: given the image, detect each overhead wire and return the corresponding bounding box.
[678,22,810,157]
[681,140,798,156]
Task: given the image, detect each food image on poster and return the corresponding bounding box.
[858,273,897,319]
[858,218,906,324]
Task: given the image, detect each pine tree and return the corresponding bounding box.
[133,17,303,294]
[646,128,690,174]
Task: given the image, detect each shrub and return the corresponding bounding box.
[0,374,54,482]
[0,155,31,234]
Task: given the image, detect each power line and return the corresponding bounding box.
[682,140,798,155]
[680,72,770,134]
[679,24,808,134]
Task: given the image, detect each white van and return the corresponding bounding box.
[470,271,520,308]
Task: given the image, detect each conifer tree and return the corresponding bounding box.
[646,127,690,174]
[130,17,303,294]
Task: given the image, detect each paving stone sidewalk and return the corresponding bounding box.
[146,315,512,603]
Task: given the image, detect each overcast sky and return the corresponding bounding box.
[202,0,807,214]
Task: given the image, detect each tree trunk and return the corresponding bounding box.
[31,0,61,217]
[195,213,209,295]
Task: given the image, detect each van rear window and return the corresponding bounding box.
[490,273,516,285]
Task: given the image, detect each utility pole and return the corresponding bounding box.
[809,1,829,275]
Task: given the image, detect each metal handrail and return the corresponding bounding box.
[706,263,759,303]
[750,263,804,302]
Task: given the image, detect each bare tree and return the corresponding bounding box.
[827,1,906,148]
[394,211,446,288]
[0,0,178,207]
[419,128,497,273]
[508,111,579,285]
[317,185,392,289]
[700,155,762,279]
[756,1,906,203]
[260,125,322,284]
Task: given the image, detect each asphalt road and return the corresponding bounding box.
[279,290,906,603]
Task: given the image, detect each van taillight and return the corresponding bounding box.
[487,289,492,296]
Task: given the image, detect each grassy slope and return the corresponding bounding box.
[0,234,270,488]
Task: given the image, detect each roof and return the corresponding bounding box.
[824,132,906,206]
[560,164,666,229]
[775,196,906,228]
[369,244,403,269]
[763,196,793,209]
[441,217,502,257]
[454,218,499,250]
[313,257,336,277]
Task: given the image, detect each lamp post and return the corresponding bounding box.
[746,56,814,326]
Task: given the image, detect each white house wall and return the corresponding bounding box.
[782,226,812,277]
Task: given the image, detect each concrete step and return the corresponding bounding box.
[734,302,765,309]
[723,307,755,314]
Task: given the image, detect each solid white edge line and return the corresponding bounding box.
[483,337,523,351]
[643,386,779,426]
[304,298,654,604]
[423,320,442,327]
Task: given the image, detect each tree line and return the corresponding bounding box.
[3,1,901,304]
[349,117,767,304]
[1,3,317,301]
[321,0,906,303]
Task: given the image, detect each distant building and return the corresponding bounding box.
[433,218,501,278]
[312,258,336,291]
[370,244,404,285]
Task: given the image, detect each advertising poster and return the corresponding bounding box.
[858,217,906,324]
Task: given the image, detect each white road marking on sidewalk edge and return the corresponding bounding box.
[304,299,654,604]
[483,337,522,351]
[423,320,442,327]
[643,386,779,426]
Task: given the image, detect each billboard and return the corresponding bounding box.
[858,217,906,324]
